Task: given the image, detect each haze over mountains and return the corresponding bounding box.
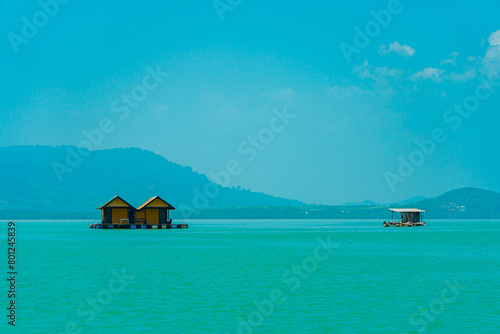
[0,145,303,217]
[1,145,499,219]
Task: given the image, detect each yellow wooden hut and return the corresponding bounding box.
[135,196,176,225]
[97,196,136,225]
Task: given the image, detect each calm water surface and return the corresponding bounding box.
[1,219,499,333]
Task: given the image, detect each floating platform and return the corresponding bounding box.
[384,208,426,227]
[383,221,425,227]
[90,223,188,230]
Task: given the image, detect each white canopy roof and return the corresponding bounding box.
[389,208,426,213]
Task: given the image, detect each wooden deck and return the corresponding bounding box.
[90,223,188,230]
[383,221,425,227]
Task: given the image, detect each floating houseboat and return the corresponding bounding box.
[90,196,188,230]
[384,208,426,227]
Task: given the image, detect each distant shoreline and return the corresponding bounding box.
[1,218,499,222]
[2,187,500,220]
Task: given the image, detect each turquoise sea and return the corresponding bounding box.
[1,220,499,334]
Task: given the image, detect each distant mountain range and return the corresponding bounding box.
[408,187,500,218]
[0,145,499,219]
[342,196,429,207]
[342,200,382,207]
[187,187,500,219]
[0,145,303,218]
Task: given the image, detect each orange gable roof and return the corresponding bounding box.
[97,196,135,210]
[137,196,175,210]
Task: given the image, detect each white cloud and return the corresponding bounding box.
[353,60,403,81]
[443,68,477,82]
[353,60,372,79]
[481,30,500,78]
[411,67,445,82]
[379,41,416,57]
[439,52,459,66]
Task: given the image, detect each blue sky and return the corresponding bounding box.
[0,0,499,204]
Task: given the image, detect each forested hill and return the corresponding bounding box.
[185,187,500,219]
[0,145,304,218]
[1,146,499,219]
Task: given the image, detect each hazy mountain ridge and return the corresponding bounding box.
[410,187,500,218]
[341,200,381,207]
[0,146,499,219]
[190,187,500,219]
[0,145,304,218]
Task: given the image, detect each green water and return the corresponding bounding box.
[1,220,499,334]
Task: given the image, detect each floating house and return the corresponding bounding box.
[384,208,426,227]
[135,196,175,225]
[97,196,135,225]
[92,196,186,230]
